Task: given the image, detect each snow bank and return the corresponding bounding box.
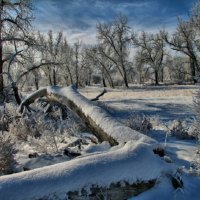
[0,141,167,200]
[130,175,200,200]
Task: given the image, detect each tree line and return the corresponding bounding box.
[1,0,200,103]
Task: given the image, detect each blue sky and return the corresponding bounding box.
[33,0,197,44]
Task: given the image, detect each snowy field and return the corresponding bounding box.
[1,85,200,200]
[80,85,197,122]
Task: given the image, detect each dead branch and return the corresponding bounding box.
[91,89,107,101]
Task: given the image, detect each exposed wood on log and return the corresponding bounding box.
[67,180,156,200]
[63,147,81,158]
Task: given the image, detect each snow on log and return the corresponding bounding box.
[0,85,168,200]
[19,85,155,145]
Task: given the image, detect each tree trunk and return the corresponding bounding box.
[155,70,159,85]
[0,3,3,93]
[34,72,39,90]
[160,68,164,83]
[19,85,153,145]
[53,67,57,85]
[190,58,197,84]
[12,83,21,105]
[0,44,3,93]
[65,65,73,85]
[123,71,129,88]
[48,70,53,86]
[102,76,107,87]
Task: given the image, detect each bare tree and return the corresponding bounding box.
[97,14,131,88]
[60,38,74,85]
[134,49,148,84]
[163,19,199,83]
[85,46,114,88]
[164,55,191,83]
[132,31,165,85]
[73,41,81,88]
[0,0,33,93]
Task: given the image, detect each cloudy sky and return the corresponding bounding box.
[33,0,197,44]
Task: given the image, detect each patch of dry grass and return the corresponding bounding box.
[80,86,197,101]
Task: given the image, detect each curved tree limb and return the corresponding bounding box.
[91,89,107,101]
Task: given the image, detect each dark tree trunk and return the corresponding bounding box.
[102,76,107,87]
[0,3,3,93]
[12,83,21,105]
[48,70,53,86]
[123,71,129,88]
[160,68,164,83]
[155,70,159,85]
[0,44,3,93]
[190,58,197,84]
[34,72,39,90]
[53,67,57,85]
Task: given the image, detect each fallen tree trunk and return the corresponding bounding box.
[19,85,154,145]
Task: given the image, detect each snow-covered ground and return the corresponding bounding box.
[80,85,197,122]
[0,85,200,200]
[81,85,200,200]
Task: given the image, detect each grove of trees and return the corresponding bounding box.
[1,0,200,101]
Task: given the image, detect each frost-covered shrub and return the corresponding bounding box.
[170,120,196,140]
[188,121,200,140]
[30,130,60,154]
[9,103,87,154]
[126,113,152,134]
[149,115,160,127]
[190,161,200,176]
[0,134,16,175]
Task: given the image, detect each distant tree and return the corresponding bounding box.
[97,14,131,88]
[164,55,191,83]
[73,41,81,88]
[35,30,63,86]
[134,49,148,84]
[85,46,114,88]
[0,0,33,93]
[60,38,74,85]
[163,19,199,83]
[132,31,165,85]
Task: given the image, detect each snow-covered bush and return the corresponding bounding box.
[149,115,160,127]
[170,120,196,140]
[190,160,200,176]
[9,102,87,154]
[9,116,39,141]
[0,134,16,175]
[125,113,152,134]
